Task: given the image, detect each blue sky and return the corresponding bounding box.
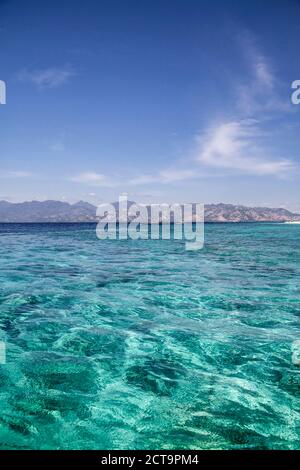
[0,0,300,209]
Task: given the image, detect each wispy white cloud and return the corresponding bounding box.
[50,132,67,152]
[69,167,205,188]
[131,33,295,184]
[159,168,201,182]
[192,31,297,178]
[254,58,274,90]
[50,141,65,152]
[196,119,294,176]
[236,31,290,115]
[69,172,107,184]
[18,64,75,89]
[0,170,34,178]
[69,171,116,187]
[129,168,204,185]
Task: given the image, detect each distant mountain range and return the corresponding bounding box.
[0,200,299,223]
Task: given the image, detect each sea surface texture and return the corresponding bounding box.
[0,223,300,449]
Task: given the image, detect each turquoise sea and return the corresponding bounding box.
[0,223,300,450]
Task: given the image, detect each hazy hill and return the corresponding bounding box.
[0,200,299,223]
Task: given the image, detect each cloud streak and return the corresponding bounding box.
[129,168,200,185]
[236,31,290,115]
[131,32,296,184]
[18,65,75,89]
[193,32,296,178]
[69,168,207,188]
[69,171,118,187]
[197,119,294,176]
[0,170,34,179]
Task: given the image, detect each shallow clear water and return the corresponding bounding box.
[0,223,300,450]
